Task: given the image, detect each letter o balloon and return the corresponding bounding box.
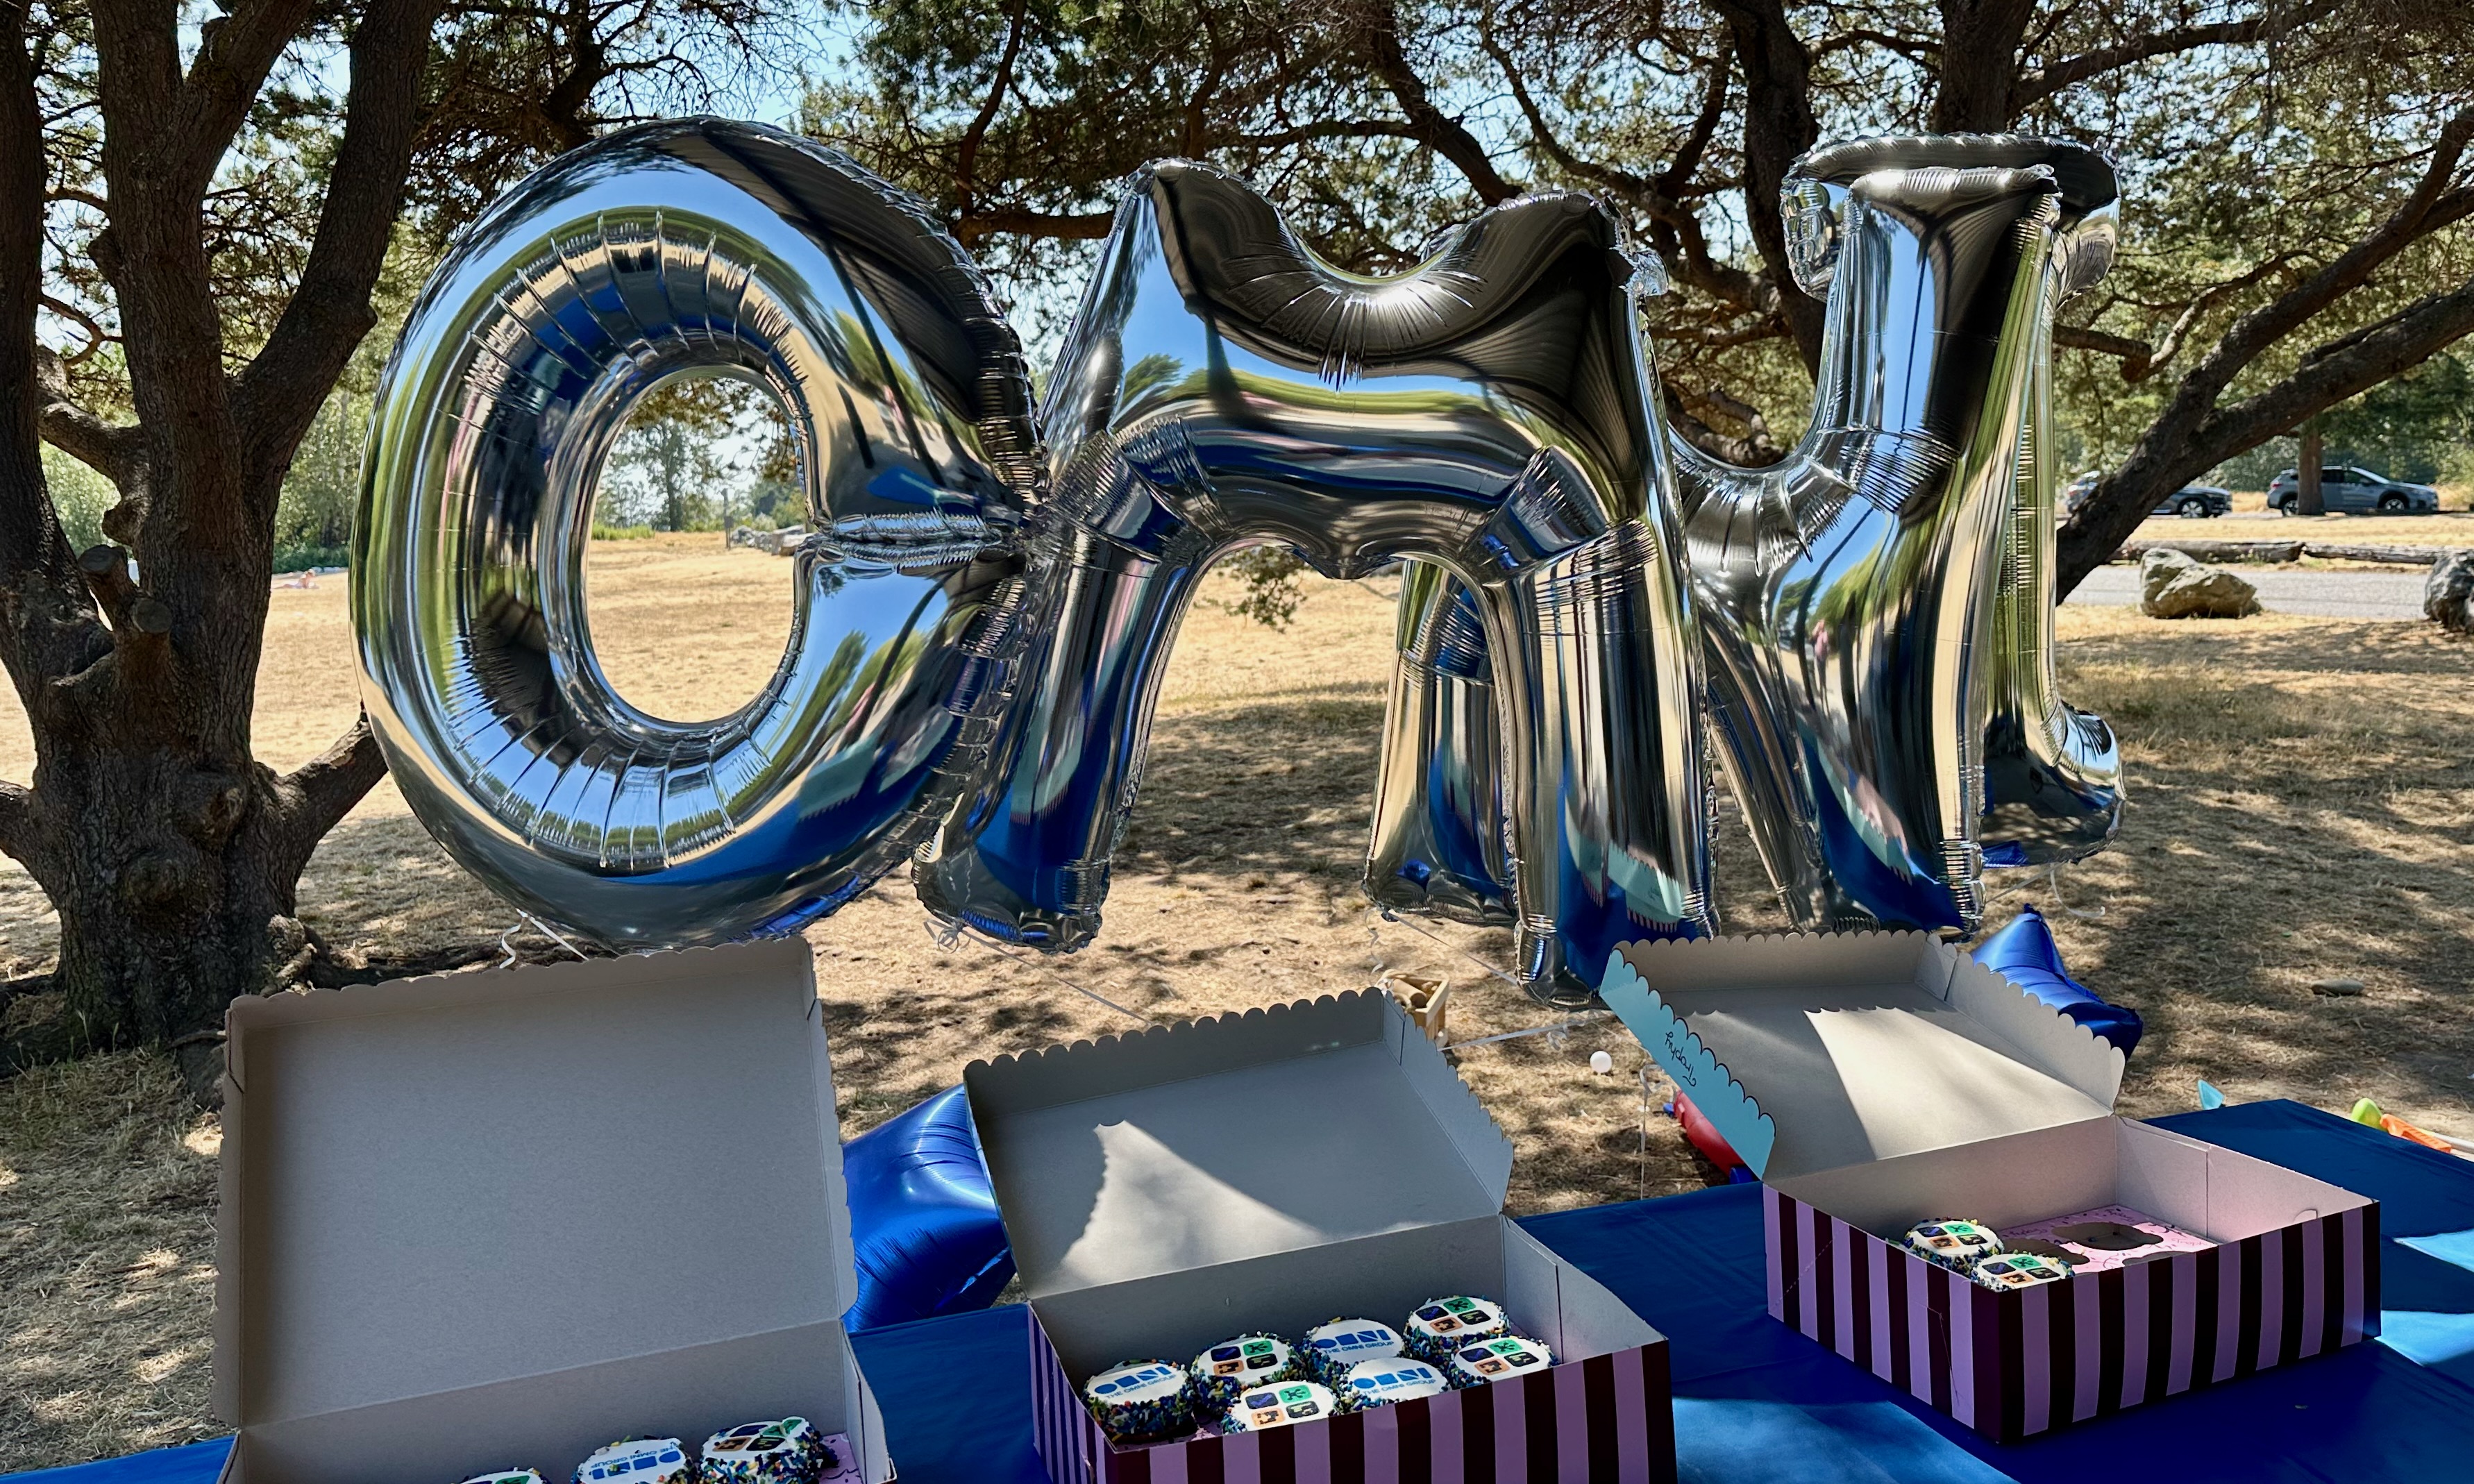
[353,118,1042,947]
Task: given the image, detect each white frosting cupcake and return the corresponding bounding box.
[1221,1380,1340,1433]
[573,1439,691,1484]
[1083,1358,1193,1442]
[1403,1295,1511,1361]
[1340,1357,1450,1410]
[1302,1318,1405,1385]
[1446,1333,1556,1387]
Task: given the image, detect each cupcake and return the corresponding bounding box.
[702,1416,828,1481]
[1446,1333,1555,1388]
[1338,1357,1450,1410]
[1971,1250,2071,1291]
[1404,1296,1511,1362]
[1083,1358,1194,1444]
[1220,1380,1340,1433]
[574,1439,691,1484]
[1900,1220,2003,1274]
[1301,1318,1406,1385]
[1189,1331,1304,1413]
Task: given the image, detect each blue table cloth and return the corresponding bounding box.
[17,1101,2474,1483]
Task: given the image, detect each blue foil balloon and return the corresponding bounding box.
[1971,903,2141,1057]
[842,1086,1014,1331]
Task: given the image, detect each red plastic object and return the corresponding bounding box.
[1672,1089,1748,1172]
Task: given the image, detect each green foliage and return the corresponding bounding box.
[1218,546,1309,628]
[271,544,350,574]
[39,446,113,553]
[596,371,800,532]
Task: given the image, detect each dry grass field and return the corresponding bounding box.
[5,532,2473,1471]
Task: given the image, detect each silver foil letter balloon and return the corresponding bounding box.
[913,162,1711,1001]
[354,119,1041,946]
[1366,135,2124,938]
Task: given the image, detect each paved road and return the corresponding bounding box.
[2068,564,2430,619]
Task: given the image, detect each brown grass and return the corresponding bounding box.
[3,533,2471,1470]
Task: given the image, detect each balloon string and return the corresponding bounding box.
[925,918,1155,1026]
[1372,906,1526,993]
[498,911,589,968]
[2046,862,2108,919]
[1442,1011,1607,1052]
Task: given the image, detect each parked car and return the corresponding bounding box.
[2061,472,2232,518]
[2265,466,2441,514]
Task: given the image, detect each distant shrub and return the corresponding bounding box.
[592,522,656,540]
[272,543,348,574]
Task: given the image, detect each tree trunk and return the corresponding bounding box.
[21,748,317,1092]
[1717,0,1827,372]
[2298,422,2324,515]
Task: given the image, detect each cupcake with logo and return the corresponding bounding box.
[1971,1250,2071,1292]
[1083,1358,1194,1444]
[574,1439,691,1484]
[1188,1331,1304,1413]
[702,1417,829,1481]
[1338,1357,1450,1411]
[1403,1295,1511,1363]
[1899,1219,2003,1274]
[1220,1380,1340,1433]
[1301,1317,1406,1386]
[1445,1333,1556,1388]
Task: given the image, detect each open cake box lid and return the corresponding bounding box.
[212,938,862,1444]
[963,990,1515,1299]
[1600,931,2128,1184]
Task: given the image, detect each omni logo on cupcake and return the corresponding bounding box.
[573,1437,690,1483]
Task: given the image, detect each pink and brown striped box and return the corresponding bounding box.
[966,991,1677,1483]
[1602,931,2378,1443]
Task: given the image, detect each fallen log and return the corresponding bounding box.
[2300,543,2441,566]
[2117,539,2303,564]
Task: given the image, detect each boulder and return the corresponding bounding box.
[2427,549,2474,635]
[2140,547,2260,619]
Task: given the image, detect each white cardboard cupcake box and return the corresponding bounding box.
[964,988,1676,1484]
[1601,930,2378,1443]
[211,939,891,1483]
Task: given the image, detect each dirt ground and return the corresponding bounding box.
[5,533,2472,1471]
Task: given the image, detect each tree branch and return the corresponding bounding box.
[1713,0,1825,369]
[271,714,389,879]
[953,0,1030,224]
[0,778,32,867]
[2181,112,2474,405]
[2017,18,2270,110]
[233,0,446,494]
[33,345,145,488]
[956,205,1117,240]
[2054,324,2154,379]
[1,4,112,698]
[2058,272,2474,593]
[172,0,321,194]
[1359,3,1517,204]
[1479,26,1766,311]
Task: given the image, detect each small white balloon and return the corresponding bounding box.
[1589,1050,1615,1076]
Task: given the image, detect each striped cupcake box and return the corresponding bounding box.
[968,991,1676,1483]
[1601,931,2378,1442]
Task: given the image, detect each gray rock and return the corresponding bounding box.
[2139,548,2260,619]
[2426,550,2474,634]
